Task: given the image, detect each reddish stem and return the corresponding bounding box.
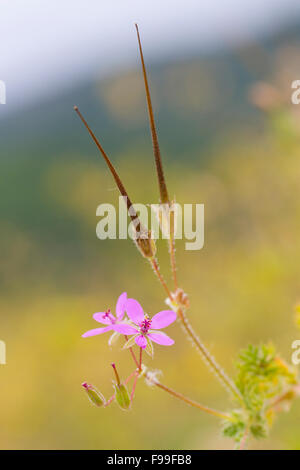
[124,335,140,368]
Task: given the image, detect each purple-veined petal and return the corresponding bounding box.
[148,332,174,346]
[93,312,114,324]
[135,335,147,349]
[151,310,177,329]
[116,292,127,320]
[113,323,138,335]
[125,298,144,324]
[82,326,113,338]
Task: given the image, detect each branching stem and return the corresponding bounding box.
[149,255,244,406]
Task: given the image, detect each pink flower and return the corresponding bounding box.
[114,298,176,349]
[82,292,131,338]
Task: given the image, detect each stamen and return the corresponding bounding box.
[140,315,152,334]
[103,309,111,319]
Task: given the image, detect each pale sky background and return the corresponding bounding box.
[1,0,300,112]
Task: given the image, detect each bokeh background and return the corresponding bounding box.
[1,0,300,450]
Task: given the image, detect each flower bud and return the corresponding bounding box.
[114,383,131,410]
[111,362,131,410]
[81,382,105,407]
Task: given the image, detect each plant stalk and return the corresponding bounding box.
[146,373,234,421]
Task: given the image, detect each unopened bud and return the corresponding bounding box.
[114,383,131,410]
[81,382,105,407]
[111,362,131,410]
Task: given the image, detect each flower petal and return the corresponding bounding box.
[82,326,113,338]
[93,312,113,324]
[135,335,147,349]
[125,298,144,324]
[147,332,174,346]
[151,310,177,329]
[116,292,127,320]
[113,323,139,335]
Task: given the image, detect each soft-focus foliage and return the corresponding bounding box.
[223,344,298,445]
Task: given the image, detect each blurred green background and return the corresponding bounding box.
[1,12,300,450]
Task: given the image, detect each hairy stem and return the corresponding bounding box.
[237,428,249,450]
[150,257,173,298]
[124,335,140,369]
[146,373,234,421]
[177,307,244,405]
[130,374,139,401]
[130,348,143,401]
[149,254,244,405]
[168,232,178,290]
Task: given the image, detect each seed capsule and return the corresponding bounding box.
[81,382,105,407]
[111,362,131,410]
[114,383,131,411]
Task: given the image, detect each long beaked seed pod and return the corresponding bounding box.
[135,23,169,205]
[74,106,156,258]
[135,25,178,288]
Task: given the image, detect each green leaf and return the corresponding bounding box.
[250,424,267,439]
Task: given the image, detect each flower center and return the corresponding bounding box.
[139,315,152,334]
[103,309,115,323]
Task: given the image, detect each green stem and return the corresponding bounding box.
[149,255,244,406]
[130,348,143,401]
[177,306,244,406]
[124,335,140,369]
[147,373,234,421]
[149,257,173,298]
[168,231,178,290]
